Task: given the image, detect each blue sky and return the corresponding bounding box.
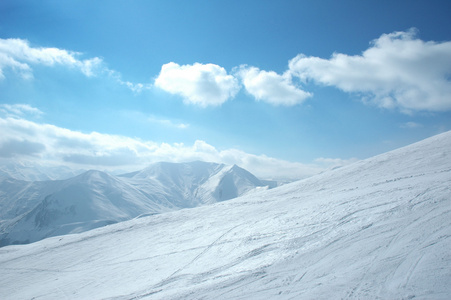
[1,0,451,179]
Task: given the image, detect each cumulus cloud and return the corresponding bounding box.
[154,62,240,107]
[236,65,312,106]
[0,113,333,180]
[288,29,451,112]
[0,116,155,167]
[0,38,103,79]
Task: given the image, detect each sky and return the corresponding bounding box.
[1,0,451,180]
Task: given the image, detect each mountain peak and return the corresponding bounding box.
[70,169,117,185]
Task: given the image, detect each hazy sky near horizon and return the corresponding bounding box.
[1,0,451,179]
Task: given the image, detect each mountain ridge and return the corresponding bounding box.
[0,161,267,246]
[1,131,450,299]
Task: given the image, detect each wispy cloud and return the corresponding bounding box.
[400,121,423,129]
[288,28,451,113]
[120,81,152,93]
[236,65,311,106]
[0,104,43,120]
[107,69,152,93]
[0,38,103,79]
[147,115,189,129]
[0,38,151,94]
[0,112,328,179]
[154,62,240,107]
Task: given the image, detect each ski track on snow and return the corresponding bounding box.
[0,132,451,299]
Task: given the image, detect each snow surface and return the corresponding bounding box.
[0,131,451,299]
[0,161,266,246]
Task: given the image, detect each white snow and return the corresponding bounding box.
[0,131,450,299]
[120,161,265,206]
[0,161,267,246]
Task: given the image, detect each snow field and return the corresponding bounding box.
[0,131,450,299]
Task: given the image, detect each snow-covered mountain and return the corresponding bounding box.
[1,131,450,299]
[0,161,267,246]
[120,161,266,206]
[121,161,265,207]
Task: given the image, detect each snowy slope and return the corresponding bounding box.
[0,131,450,299]
[0,162,266,246]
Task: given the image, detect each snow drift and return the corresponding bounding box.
[0,131,450,299]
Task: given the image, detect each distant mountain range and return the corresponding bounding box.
[0,161,271,246]
[1,131,450,299]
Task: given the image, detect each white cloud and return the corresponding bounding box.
[121,81,152,94]
[288,29,451,112]
[236,65,312,106]
[0,38,151,94]
[154,62,240,107]
[0,51,32,79]
[0,38,103,79]
[147,115,189,129]
[0,104,43,118]
[0,113,331,180]
[400,121,423,129]
[0,138,46,158]
[106,69,152,93]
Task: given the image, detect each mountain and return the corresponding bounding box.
[1,131,450,299]
[0,170,169,246]
[121,161,267,206]
[0,161,267,246]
